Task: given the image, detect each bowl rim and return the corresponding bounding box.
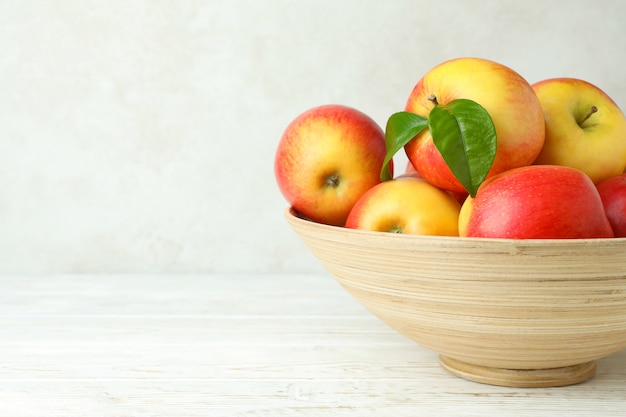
[285,207,626,246]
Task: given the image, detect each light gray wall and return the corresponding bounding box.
[1,0,624,273]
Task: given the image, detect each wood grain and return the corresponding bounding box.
[286,208,626,387]
[0,273,625,416]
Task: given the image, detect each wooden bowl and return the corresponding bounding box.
[285,208,626,387]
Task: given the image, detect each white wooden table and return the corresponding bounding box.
[0,273,624,416]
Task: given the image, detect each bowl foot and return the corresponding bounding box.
[439,355,596,388]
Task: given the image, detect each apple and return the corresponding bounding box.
[274,104,391,226]
[345,175,461,236]
[596,173,626,237]
[458,165,614,239]
[404,57,545,193]
[532,78,626,184]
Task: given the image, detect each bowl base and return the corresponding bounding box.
[439,356,596,388]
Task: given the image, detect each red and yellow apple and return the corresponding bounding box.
[345,174,461,236]
[532,78,626,184]
[274,104,390,226]
[404,57,545,193]
[459,165,614,239]
[596,173,626,237]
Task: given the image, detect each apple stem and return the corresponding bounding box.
[580,105,598,125]
[427,94,439,106]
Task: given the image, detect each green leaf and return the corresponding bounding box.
[380,112,428,181]
[428,99,496,197]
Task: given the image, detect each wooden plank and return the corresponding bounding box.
[0,273,624,416]
[1,372,626,417]
[0,273,366,316]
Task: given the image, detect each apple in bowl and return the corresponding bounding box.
[274,104,390,226]
[597,173,626,237]
[459,165,614,239]
[345,174,461,236]
[532,78,626,184]
[403,57,546,193]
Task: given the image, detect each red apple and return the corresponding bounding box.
[596,174,626,237]
[274,104,390,226]
[404,57,545,193]
[459,165,614,239]
[345,175,461,236]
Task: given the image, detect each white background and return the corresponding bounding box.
[1,0,625,274]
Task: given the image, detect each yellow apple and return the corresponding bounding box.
[274,104,390,226]
[404,57,545,193]
[532,78,626,184]
[345,174,460,236]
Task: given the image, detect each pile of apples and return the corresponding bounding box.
[274,57,626,239]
